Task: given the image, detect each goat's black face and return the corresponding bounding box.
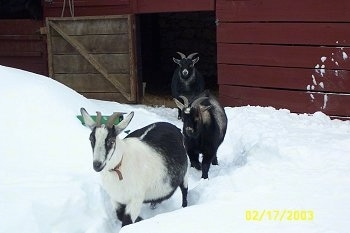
[182,107,201,138]
[89,126,117,172]
[177,59,195,79]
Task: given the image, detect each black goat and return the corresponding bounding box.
[174,91,228,179]
[171,52,205,119]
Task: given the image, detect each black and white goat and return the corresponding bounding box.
[174,91,227,179]
[171,52,205,119]
[80,108,189,227]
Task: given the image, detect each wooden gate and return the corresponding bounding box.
[46,15,137,102]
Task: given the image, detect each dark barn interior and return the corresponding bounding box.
[137,11,217,97]
[0,0,42,19]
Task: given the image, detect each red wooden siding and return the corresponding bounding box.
[134,0,214,13]
[216,0,350,22]
[0,20,47,75]
[220,85,350,117]
[217,0,350,118]
[43,0,214,17]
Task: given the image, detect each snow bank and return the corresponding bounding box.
[1,65,350,233]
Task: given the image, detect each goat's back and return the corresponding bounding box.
[126,122,188,171]
[194,91,228,142]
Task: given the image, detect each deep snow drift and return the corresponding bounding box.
[0,65,349,233]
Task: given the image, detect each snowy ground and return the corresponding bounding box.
[0,65,349,233]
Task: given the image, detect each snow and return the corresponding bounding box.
[311,75,317,85]
[319,82,324,89]
[314,64,325,77]
[1,65,350,233]
[343,52,348,60]
[322,94,328,110]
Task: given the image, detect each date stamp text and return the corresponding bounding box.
[245,209,314,221]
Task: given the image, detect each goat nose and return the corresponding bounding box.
[93,161,103,172]
[182,69,189,76]
[185,127,194,135]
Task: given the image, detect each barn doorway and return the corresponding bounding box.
[136,11,217,106]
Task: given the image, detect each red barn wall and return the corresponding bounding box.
[0,19,47,76]
[42,0,214,17]
[216,0,350,118]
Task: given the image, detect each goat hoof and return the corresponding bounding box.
[211,157,219,165]
[136,216,143,222]
[191,161,201,170]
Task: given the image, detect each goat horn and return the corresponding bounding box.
[179,95,189,107]
[191,97,209,108]
[176,52,186,59]
[106,112,123,128]
[187,53,198,59]
[95,111,102,127]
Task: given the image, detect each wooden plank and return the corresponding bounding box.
[44,5,132,17]
[134,0,214,13]
[47,17,129,35]
[218,64,350,93]
[128,14,138,103]
[0,51,42,57]
[0,19,42,34]
[217,43,350,70]
[43,0,130,7]
[52,54,129,73]
[46,17,54,78]
[219,85,350,117]
[43,1,131,17]
[0,35,42,41]
[49,20,131,100]
[0,56,44,63]
[81,92,131,103]
[216,0,350,22]
[51,34,129,54]
[54,74,130,92]
[217,23,350,46]
[0,60,47,75]
[0,41,43,53]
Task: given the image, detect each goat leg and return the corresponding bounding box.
[122,199,143,227]
[201,154,214,179]
[180,182,188,207]
[211,155,219,165]
[116,203,126,221]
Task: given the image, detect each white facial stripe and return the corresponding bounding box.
[184,108,191,114]
[93,126,109,163]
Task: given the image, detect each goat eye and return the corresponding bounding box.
[107,138,116,147]
[89,134,95,142]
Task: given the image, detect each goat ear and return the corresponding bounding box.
[114,111,134,135]
[174,98,185,110]
[80,108,96,130]
[173,57,181,65]
[192,57,199,65]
